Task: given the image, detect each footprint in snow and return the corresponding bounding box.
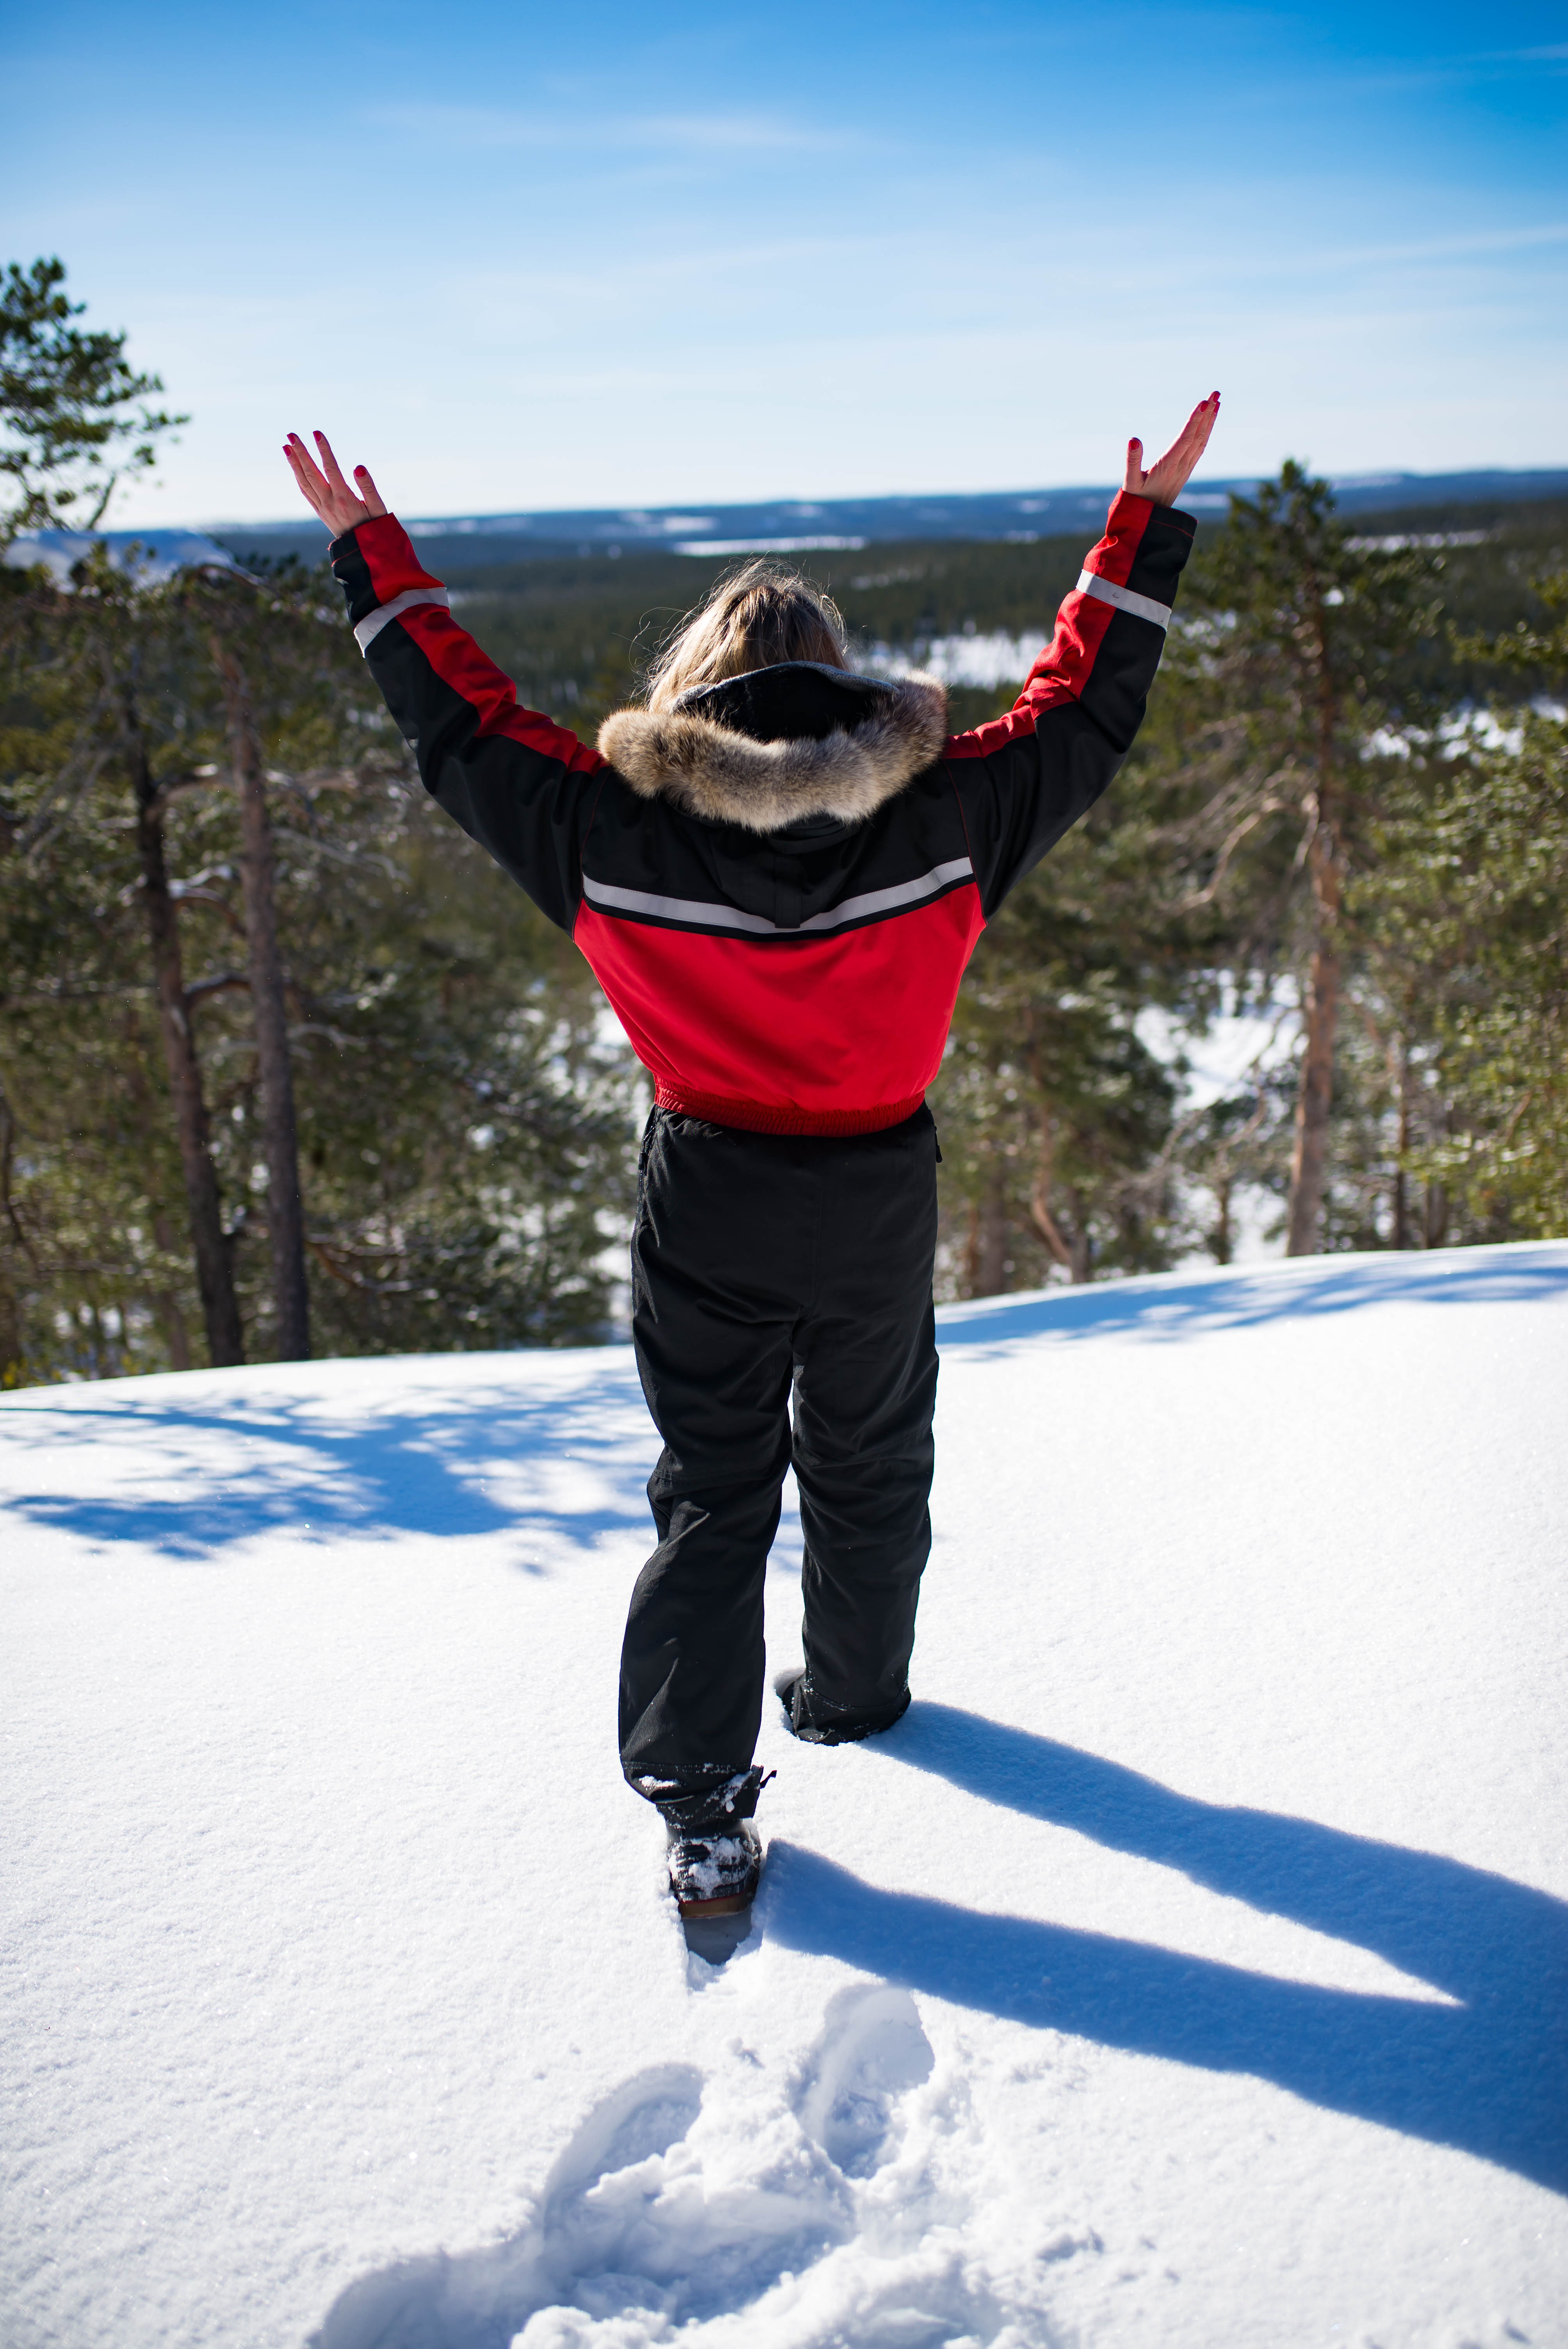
[792,1984,936,2178]
[311,1997,941,2347]
[312,2059,843,2348]
[310,2064,702,2348]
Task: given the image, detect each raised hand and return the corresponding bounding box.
[1123,393,1221,509]
[283,430,388,538]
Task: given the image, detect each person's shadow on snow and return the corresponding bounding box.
[767,1704,1568,2194]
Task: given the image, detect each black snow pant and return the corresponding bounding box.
[620,1104,940,1816]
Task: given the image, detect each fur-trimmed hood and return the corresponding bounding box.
[597,662,948,834]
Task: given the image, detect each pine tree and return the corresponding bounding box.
[1,257,184,536]
[1,543,640,1383]
[931,747,1206,1295]
[1170,463,1441,1252]
[1355,571,1568,1238]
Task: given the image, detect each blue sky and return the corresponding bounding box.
[5,1,1566,525]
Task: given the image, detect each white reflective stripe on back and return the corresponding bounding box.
[581,855,974,937]
[1075,569,1171,629]
[584,880,774,934]
[354,586,451,652]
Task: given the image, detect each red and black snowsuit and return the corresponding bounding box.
[330,495,1195,1811]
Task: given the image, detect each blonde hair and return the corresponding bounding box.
[644,559,849,711]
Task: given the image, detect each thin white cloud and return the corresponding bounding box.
[365,102,850,154]
[1299,222,1568,269]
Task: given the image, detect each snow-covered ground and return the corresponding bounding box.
[5,1245,1566,2349]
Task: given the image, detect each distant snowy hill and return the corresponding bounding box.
[4,1246,1566,2349]
[207,467,1568,568]
[2,527,239,586]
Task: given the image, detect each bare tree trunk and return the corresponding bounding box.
[150,1211,194,1371]
[1027,1105,1091,1283]
[0,1077,27,1384]
[1063,1190,1093,1284]
[213,636,310,1362]
[0,1277,20,1386]
[968,1166,1010,1297]
[1422,1097,1450,1248]
[1424,1178,1449,1250]
[1285,586,1345,1257]
[1286,927,1340,1254]
[1391,1039,1411,1250]
[125,691,246,1366]
[120,1007,200,1372]
[1211,1163,1234,1264]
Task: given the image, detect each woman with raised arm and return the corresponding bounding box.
[286,394,1219,1923]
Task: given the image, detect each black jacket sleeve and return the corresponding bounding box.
[942,494,1196,917]
[330,516,606,934]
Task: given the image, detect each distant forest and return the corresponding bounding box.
[3,258,1565,1384]
[421,494,1568,745]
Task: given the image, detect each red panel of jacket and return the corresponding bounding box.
[577,885,987,1135]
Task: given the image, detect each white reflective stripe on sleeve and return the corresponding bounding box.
[581,856,973,937]
[1075,570,1171,629]
[354,586,451,653]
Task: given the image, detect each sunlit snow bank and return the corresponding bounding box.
[870,631,1048,690]
[5,1246,1567,2348]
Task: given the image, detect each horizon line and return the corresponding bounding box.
[140,461,1568,540]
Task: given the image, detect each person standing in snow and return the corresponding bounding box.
[285,394,1219,1919]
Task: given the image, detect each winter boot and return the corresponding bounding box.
[666,1817,763,1919]
[774,1665,911,1746]
[633,1764,772,1920]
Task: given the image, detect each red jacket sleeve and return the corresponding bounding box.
[331,516,605,934]
[943,493,1196,917]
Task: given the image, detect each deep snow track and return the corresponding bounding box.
[4,1246,1566,2347]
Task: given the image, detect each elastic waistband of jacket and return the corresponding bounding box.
[654,1082,927,1137]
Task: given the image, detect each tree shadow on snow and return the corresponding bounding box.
[934,1242,1568,1359]
[0,1367,654,1561]
[768,1704,1568,2195]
